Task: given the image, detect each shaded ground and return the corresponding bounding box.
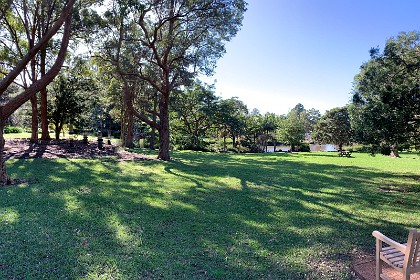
[353,257,420,280]
[4,139,155,161]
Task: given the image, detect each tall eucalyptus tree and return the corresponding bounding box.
[0,0,76,184]
[97,0,247,160]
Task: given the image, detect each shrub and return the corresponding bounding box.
[352,144,380,154]
[240,139,263,153]
[4,126,24,134]
[298,143,311,152]
[380,145,391,156]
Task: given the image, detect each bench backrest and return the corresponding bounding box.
[406,228,420,270]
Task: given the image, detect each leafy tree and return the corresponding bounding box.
[350,31,420,156]
[97,0,247,160]
[261,112,279,151]
[215,97,248,151]
[304,108,321,134]
[241,108,264,152]
[171,81,218,150]
[0,0,76,184]
[277,106,306,152]
[0,1,84,142]
[48,58,97,139]
[312,107,353,151]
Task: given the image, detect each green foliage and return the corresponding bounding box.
[298,143,311,152]
[170,81,219,151]
[312,106,353,151]
[350,31,420,152]
[94,0,247,158]
[48,58,98,139]
[214,97,249,150]
[1,152,419,279]
[3,126,24,133]
[276,106,306,151]
[304,108,321,133]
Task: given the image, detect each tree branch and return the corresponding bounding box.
[0,0,76,95]
[1,11,72,119]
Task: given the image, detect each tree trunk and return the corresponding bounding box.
[158,94,170,160]
[124,113,134,148]
[0,122,12,185]
[40,46,50,140]
[390,144,400,157]
[149,91,158,150]
[30,95,38,143]
[54,121,63,140]
[40,87,50,140]
[123,81,134,148]
[120,103,126,145]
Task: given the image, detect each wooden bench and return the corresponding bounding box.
[372,228,420,280]
[338,150,352,157]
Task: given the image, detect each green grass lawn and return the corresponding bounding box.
[0,151,419,279]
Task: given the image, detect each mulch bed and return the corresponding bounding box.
[4,139,156,161]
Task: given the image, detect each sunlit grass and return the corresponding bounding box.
[0,151,419,279]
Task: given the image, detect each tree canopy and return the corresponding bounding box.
[350,31,420,156]
[312,106,352,151]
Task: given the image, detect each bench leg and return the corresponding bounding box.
[376,239,382,280]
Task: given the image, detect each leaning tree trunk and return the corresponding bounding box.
[158,94,170,160]
[0,7,74,185]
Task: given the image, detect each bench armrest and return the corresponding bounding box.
[372,230,406,253]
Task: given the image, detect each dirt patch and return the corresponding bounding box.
[353,258,420,280]
[379,186,408,193]
[4,139,156,161]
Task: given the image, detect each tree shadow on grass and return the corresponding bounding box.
[0,153,418,279]
[163,152,420,277]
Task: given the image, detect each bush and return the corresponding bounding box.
[239,139,263,153]
[380,145,391,156]
[4,126,24,134]
[298,143,311,152]
[352,144,380,154]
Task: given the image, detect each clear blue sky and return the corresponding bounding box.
[202,0,420,115]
